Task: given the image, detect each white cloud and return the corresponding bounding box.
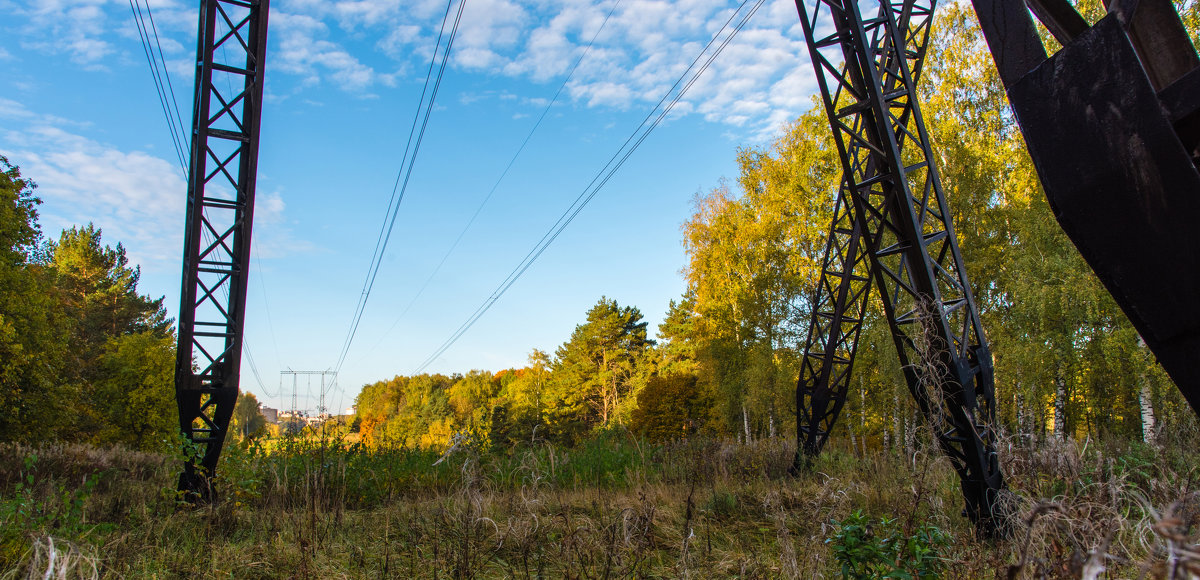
[248,189,314,259]
[4,0,819,136]
[13,0,114,66]
[474,0,812,137]
[272,12,383,91]
[0,98,35,120]
[0,124,186,271]
[0,109,311,270]
[279,0,812,136]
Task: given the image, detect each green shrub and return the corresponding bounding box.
[828,510,949,579]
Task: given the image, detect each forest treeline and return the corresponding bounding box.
[0,158,176,449]
[3,4,1199,456]
[354,4,1200,453]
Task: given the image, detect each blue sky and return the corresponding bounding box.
[0,0,819,414]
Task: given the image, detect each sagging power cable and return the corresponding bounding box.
[129,0,189,176]
[369,0,623,349]
[414,0,768,374]
[332,0,468,376]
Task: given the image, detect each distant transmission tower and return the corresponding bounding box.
[279,369,336,418]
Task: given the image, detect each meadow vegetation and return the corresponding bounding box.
[4,426,1200,578]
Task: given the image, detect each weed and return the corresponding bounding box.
[828,509,950,579]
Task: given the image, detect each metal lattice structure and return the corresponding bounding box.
[794,0,934,458]
[175,0,270,498]
[793,0,1004,534]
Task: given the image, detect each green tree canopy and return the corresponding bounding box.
[547,297,654,443]
[95,331,177,451]
[231,391,268,442]
[0,157,70,441]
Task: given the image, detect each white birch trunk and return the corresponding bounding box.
[892,390,902,452]
[1140,378,1156,445]
[743,404,751,444]
[1137,338,1156,446]
[1054,376,1067,440]
[904,410,916,458]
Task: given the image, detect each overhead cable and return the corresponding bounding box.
[332,0,468,376]
[128,0,188,176]
[414,0,767,374]
[370,0,623,348]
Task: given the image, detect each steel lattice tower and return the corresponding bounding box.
[793,0,1005,534]
[175,0,269,498]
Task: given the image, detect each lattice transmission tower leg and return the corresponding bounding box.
[175,0,270,499]
[795,0,1005,535]
[794,0,936,463]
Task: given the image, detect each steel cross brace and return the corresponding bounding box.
[175,0,269,499]
[794,0,935,459]
[793,0,1005,534]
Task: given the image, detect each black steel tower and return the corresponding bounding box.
[969,0,1200,416]
[793,0,1004,534]
[175,0,270,498]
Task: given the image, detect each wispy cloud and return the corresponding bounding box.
[0,123,185,271]
[0,102,307,271]
[4,0,817,136]
[272,12,391,92]
[272,0,813,134]
[11,0,114,67]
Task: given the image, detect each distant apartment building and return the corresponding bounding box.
[261,406,278,424]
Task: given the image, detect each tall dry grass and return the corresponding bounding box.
[0,426,1199,578]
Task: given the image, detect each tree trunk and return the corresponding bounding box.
[859,384,867,449]
[891,390,901,453]
[1137,338,1156,446]
[742,404,751,444]
[1014,390,1026,443]
[904,408,916,458]
[1140,376,1157,446]
[1053,374,1067,440]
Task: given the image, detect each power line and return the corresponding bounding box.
[413,0,767,374]
[254,252,283,369]
[142,0,189,159]
[128,0,188,176]
[332,0,468,376]
[369,0,622,350]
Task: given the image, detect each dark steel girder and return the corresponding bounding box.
[175,0,269,499]
[794,0,1005,535]
[970,0,1200,417]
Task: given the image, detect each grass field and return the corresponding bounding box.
[2,430,1199,578]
